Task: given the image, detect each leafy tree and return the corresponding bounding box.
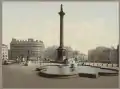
[44,45,83,60]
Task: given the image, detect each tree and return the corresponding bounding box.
[44,45,58,60]
[44,45,82,60]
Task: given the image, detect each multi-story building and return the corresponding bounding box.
[83,54,88,61]
[10,38,45,60]
[88,46,118,63]
[2,44,8,61]
[88,49,98,62]
[8,49,11,60]
[109,47,117,63]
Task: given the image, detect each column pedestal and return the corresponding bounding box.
[57,47,66,62]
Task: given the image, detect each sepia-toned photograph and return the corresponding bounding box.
[2,1,119,88]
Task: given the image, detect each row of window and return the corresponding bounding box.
[2,49,8,51]
[2,52,8,54]
[11,49,43,51]
[11,45,44,47]
[11,51,41,52]
[11,49,43,52]
[2,55,8,57]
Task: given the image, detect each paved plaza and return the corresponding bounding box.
[2,64,119,88]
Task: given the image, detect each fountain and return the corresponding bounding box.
[38,4,119,78]
[38,4,79,78]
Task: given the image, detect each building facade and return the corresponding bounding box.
[117,44,119,66]
[88,46,118,63]
[109,47,117,63]
[2,44,8,61]
[10,38,45,60]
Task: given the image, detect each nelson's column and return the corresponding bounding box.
[56,4,66,62]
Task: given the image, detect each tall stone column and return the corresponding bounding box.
[57,4,66,62]
[59,4,65,47]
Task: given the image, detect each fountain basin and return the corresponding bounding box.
[36,63,118,78]
[40,65,78,76]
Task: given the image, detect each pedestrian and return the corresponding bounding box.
[19,56,22,64]
[22,57,25,64]
[16,56,19,63]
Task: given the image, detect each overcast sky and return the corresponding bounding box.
[2,1,119,54]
